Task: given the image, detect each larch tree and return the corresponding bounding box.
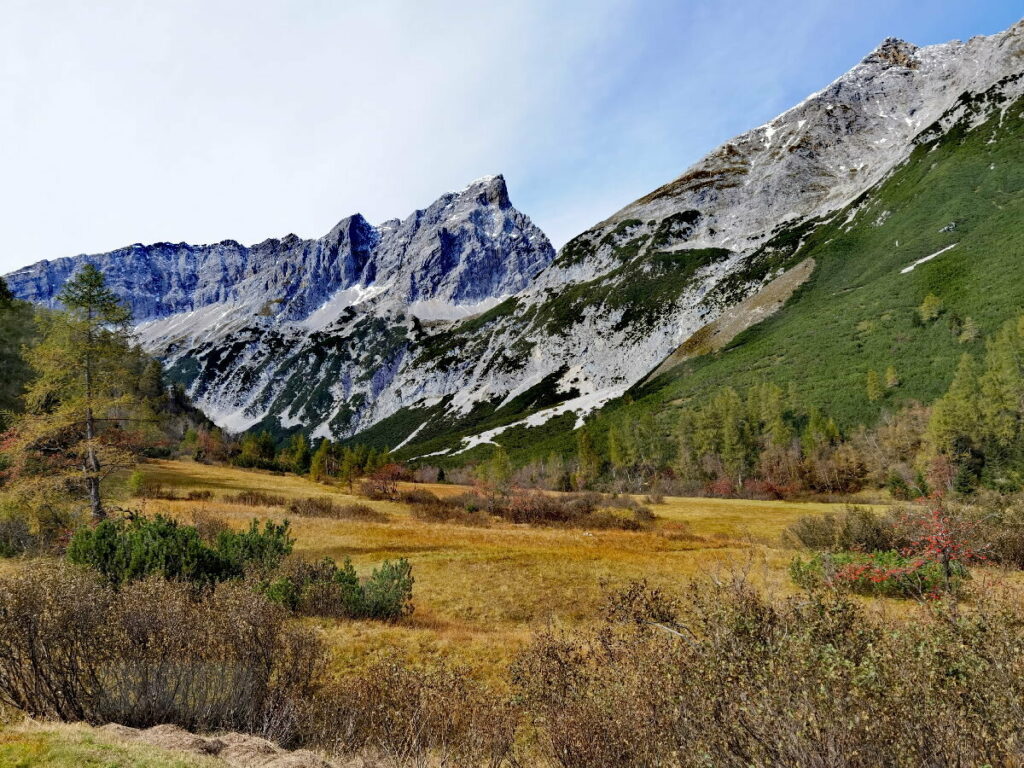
[866,369,883,402]
[12,265,140,521]
[574,427,600,490]
[885,365,901,389]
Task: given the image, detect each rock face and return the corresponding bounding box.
[9,175,548,325]
[6,20,1024,452]
[5,175,556,435]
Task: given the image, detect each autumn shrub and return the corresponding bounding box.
[286,496,337,517]
[336,502,389,522]
[223,490,286,507]
[784,504,906,552]
[789,499,986,598]
[408,491,491,526]
[187,508,230,543]
[360,463,411,500]
[789,550,967,598]
[0,515,33,557]
[513,578,1024,768]
[954,492,1024,568]
[0,562,324,742]
[406,489,653,530]
[302,656,517,767]
[398,488,441,505]
[495,491,653,530]
[286,496,388,522]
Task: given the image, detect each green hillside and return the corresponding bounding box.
[624,79,1024,429]
[469,77,1024,470]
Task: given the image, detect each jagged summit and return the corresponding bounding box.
[862,37,920,68]
[5,175,552,325]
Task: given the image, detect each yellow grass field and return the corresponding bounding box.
[135,459,870,679]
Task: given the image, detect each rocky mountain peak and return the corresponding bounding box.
[862,37,920,69]
[464,174,511,208]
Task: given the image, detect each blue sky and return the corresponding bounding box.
[1,1,1021,272]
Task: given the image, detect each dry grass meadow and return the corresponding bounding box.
[133,459,871,681]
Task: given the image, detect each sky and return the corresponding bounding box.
[1,1,1021,273]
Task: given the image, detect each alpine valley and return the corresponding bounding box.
[7,19,1024,465]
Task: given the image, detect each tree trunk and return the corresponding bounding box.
[84,405,104,521]
[83,309,104,521]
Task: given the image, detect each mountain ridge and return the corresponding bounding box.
[5,20,1023,457]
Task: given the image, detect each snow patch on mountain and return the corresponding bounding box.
[407,295,509,321]
[901,243,958,273]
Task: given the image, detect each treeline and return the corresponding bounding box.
[185,427,399,487]
[516,313,1024,499]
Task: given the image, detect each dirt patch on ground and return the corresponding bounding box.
[99,722,362,768]
[645,257,815,382]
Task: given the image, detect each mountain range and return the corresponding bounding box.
[6,18,1024,462]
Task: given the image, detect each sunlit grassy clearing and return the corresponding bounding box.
[130,459,867,677]
[0,721,223,768]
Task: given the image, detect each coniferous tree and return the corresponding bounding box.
[574,428,600,490]
[958,316,980,344]
[866,369,883,402]
[476,447,512,508]
[977,319,1024,452]
[928,354,981,459]
[918,293,944,323]
[9,266,138,520]
[282,433,311,474]
[309,439,331,482]
[884,366,900,389]
[338,447,361,491]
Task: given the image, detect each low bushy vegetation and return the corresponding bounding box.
[493,491,653,530]
[405,489,491,526]
[261,555,414,620]
[127,471,213,501]
[302,656,517,767]
[0,562,323,740]
[62,513,413,621]
[66,514,294,587]
[0,516,33,557]
[285,495,389,522]
[394,486,654,530]
[789,549,968,598]
[222,490,286,507]
[512,579,1024,768]
[786,498,990,598]
[784,504,907,552]
[4,556,1024,766]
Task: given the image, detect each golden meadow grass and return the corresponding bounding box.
[132,459,870,678]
